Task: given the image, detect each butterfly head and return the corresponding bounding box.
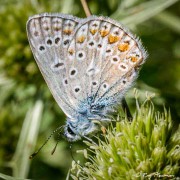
[64,115,99,142]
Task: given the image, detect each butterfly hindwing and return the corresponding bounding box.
[66,16,147,113]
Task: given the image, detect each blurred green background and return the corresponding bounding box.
[0,0,179,179]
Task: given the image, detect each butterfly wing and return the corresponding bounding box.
[27,13,81,118]
[27,14,147,118]
[65,16,147,115]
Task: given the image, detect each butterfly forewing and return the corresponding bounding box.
[27,13,81,117]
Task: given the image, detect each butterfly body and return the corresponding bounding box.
[65,115,99,141]
[65,95,113,141]
[27,13,147,141]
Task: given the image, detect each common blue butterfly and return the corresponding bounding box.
[27,13,147,142]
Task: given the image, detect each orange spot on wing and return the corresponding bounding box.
[90,29,97,35]
[108,34,120,44]
[68,49,74,55]
[99,30,109,37]
[131,56,138,62]
[118,43,129,52]
[63,29,72,35]
[77,36,85,43]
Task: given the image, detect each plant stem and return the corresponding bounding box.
[80,0,92,17]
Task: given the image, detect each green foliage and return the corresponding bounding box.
[71,100,180,179]
[0,0,179,179]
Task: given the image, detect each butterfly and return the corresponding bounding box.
[27,13,147,142]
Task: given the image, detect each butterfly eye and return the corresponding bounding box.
[67,126,75,135]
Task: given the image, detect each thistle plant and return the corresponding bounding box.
[71,97,180,180]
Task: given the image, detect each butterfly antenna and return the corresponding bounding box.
[29,125,64,159]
